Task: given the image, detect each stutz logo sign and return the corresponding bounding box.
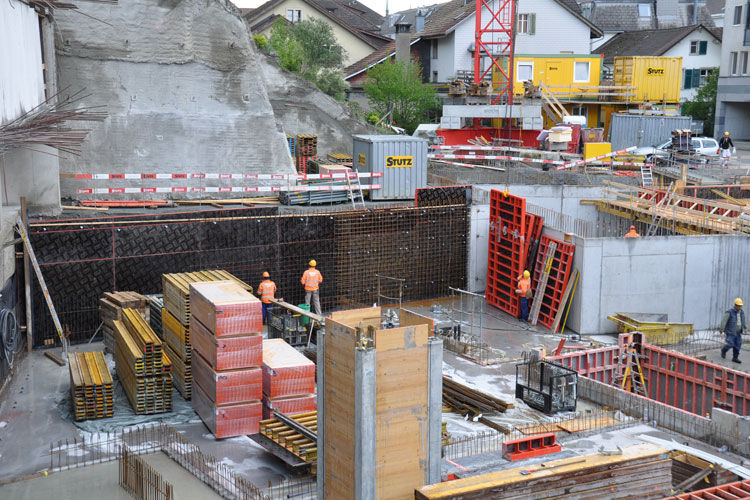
[386,156,413,168]
[647,67,665,75]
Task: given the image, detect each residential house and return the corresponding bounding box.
[583,0,717,49]
[595,24,722,101]
[345,0,602,85]
[714,0,750,138]
[379,4,442,38]
[707,0,726,27]
[244,0,391,66]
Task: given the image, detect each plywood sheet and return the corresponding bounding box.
[557,415,619,433]
[516,423,564,435]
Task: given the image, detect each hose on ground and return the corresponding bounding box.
[1,308,21,369]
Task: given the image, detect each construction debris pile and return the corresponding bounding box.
[190,280,263,438]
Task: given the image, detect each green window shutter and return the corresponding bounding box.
[529,13,536,35]
[699,41,707,55]
[692,69,701,87]
[684,69,692,89]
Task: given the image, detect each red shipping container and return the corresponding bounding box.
[193,353,262,405]
[189,280,262,336]
[192,382,261,438]
[191,317,262,370]
[262,339,316,398]
[262,394,317,420]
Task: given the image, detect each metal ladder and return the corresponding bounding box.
[346,168,366,209]
[645,182,676,237]
[528,242,557,326]
[640,163,654,187]
[612,344,648,396]
[16,218,68,361]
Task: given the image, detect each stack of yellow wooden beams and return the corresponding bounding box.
[114,308,172,414]
[98,291,149,353]
[69,351,114,421]
[161,270,252,400]
[259,411,318,464]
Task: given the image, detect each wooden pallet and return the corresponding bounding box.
[258,410,318,463]
[69,351,114,421]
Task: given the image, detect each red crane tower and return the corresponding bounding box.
[473,0,516,105]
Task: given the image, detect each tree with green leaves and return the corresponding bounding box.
[267,18,349,100]
[681,68,718,135]
[363,60,438,134]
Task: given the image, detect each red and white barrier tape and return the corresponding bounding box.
[429,153,565,165]
[70,172,383,180]
[554,147,637,170]
[77,184,382,194]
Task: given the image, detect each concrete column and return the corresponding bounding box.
[316,330,326,500]
[41,16,57,100]
[354,346,376,500]
[426,337,443,485]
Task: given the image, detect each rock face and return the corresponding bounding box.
[255,51,377,158]
[54,0,295,198]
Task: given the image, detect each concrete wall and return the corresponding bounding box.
[569,234,750,334]
[54,0,296,199]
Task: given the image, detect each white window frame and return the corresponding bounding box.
[730,52,739,75]
[516,61,534,82]
[638,3,651,17]
[742,52,749,75]
[571,105,587,117]
[573,61,590,83]
[432,39,438,59]
[700,68,710,86]
[734,5,743,25]
[690,41,698,55]
[518,13,529,33]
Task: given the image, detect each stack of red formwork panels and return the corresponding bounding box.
[190,280,263,438]
[486,190,527,317]
[531,235,575,329]
[261,339,316,419]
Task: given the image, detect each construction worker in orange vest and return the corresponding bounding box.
[301,260,323,316]
[624,225,641,238]
[515,270,532,321]
[257,271,277,324]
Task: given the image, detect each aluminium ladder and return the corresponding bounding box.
[528,243,557,326]
[346,169,366,209]
[645,182,676,237]
[16,218,68,361]
[640,163,654,187]
[612,344,648,397]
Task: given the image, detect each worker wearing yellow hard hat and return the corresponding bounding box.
[257,271,277,324]
[301,260,323,316]
[515,270,532,322]
[720,298,745,363]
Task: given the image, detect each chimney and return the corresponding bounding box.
[395,22,411,64]
[416,9,425,33]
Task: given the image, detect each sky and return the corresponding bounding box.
[231,0,449,16]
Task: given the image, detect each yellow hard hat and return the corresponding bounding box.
[523,270,530,278]
[735,298,744,306]
[309,259,317,267]
[725,131,730,136]
[262,271,270,278]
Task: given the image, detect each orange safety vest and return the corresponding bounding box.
[301,268,322,291]
[517,277,531,296]
[624,229,641,238]
[257,279,276,304]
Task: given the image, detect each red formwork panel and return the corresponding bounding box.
[192,353,262,406]
[664,479,750,499]
[531,236,575,329]
[641,344,750,417]
[192,383,262,438]
[486,190,527,316]
[190,317,262,371]
[262,339,316,399]
[502,433,561,461]
[547,345,622,383]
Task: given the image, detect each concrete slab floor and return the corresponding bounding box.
[0,452,223,500]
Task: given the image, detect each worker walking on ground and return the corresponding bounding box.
[515,270,532,322]
[624,225,641,238]
[720,298,746,364]
[718,131,735,169]
[301,260,323,316]
[257,271,277,324]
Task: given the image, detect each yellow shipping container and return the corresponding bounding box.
[613,56,682,104]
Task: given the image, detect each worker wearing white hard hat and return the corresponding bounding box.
[720,298,745,363]
[301,260,323,316]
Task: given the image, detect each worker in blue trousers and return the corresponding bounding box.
[515,270,532,321]
[721,298,746,364]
